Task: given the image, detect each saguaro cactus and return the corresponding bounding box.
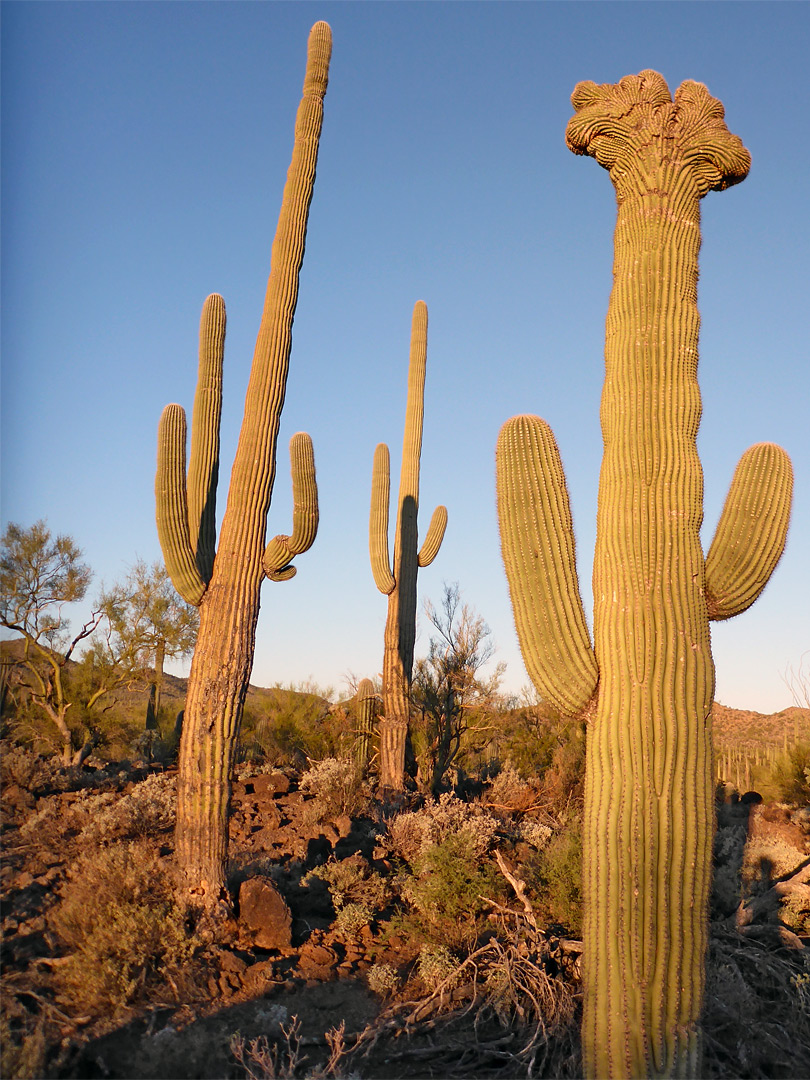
[354,677,378,773]
[370,301,447,790]
[496,72,792,1078]
[154,22,329,910]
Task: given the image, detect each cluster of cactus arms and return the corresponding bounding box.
[154,21,330,910]
[369,301,448,790]
[496,72,793,1079]
[354,678,377,772]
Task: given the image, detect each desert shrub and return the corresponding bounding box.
[711,820,748,918]
[0,741,60,794]
[417,943,461,991]
[298,757,369,821]
[485,760,539,811]
[398,830,505,948]
[380,791,499,863]
[306,856,389,913]
[767,741,810,805]
[523,817,583,935]
[236,684,351,769]
[77,772,176,842]
[366,962,399,997]
[0,1013,47,1080]
[517,816,555,850]
[333,902,374,937]
[50,840,203,1015]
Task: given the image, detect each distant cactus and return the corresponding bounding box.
[154,22,330,910]
[354,678,377,772]
[497,71,792,1078]
[370,301,447,789]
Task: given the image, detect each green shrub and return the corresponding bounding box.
[50,840,204,1016]
[523,818,583,935]
[236,684,349,768]
[769,741,810,805]
[400,830,504,947]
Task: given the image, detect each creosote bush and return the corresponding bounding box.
[50,840,204,1016]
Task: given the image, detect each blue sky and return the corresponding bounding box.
[2,1,808,712]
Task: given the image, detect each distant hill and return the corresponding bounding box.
[0,636,330,725]
[4,635,805,751]
[711,702,809,750]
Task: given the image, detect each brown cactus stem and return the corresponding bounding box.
[173,23,330,910]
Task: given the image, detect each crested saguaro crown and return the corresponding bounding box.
[497,70,792,1079]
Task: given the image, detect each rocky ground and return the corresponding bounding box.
[1,744,809,1079]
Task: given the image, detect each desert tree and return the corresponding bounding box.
[97,559,198,729]
[0,520,99,763]
[412,583,505,794]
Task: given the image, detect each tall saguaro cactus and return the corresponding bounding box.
[154,22,329,910]
[496,72,793,1078]
[370,301,447,790]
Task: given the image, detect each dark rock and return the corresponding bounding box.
[238,877,293,951]
[253,773,291,797]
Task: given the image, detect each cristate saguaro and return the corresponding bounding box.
[370,302,447,790]
[154,23,329,911]
[496,72,792,1078]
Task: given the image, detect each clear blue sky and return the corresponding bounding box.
[2,1,808,712]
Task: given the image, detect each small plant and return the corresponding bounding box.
[333,902,374,937]
[306,856,389,914]
[299,756,368,821]
[50,840,203,1016]
[522,817,584,935]
[77,772,177,842]
[768,741,810,805]
[366,962,399,997]
[485,760,537,811]
[517,816,555,850]
[400,830,504,948]
[380,791,499,863]
[417,943,461,991]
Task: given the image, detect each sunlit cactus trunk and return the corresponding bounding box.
[497,71,792,1079]
[155,24,329,911]
[576,77,724,1079]
[369,303,447,790]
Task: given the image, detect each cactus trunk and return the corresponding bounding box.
[370,303,447,790]
[565,73,755,1078]
[584,122,713,1080]
[355,679,377,772]
[498,71,791,1079]
[160,23,330,910]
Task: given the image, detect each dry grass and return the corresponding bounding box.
[702,924,810,1078]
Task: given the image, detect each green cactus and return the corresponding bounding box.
[496,71,793,1078]
[369,301,447,790]
[354,678,377,772]
[154,22,330,910]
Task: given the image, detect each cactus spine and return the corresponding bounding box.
[369,301,447,789]
[154,22,329,909]
[496,72,792,1078]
